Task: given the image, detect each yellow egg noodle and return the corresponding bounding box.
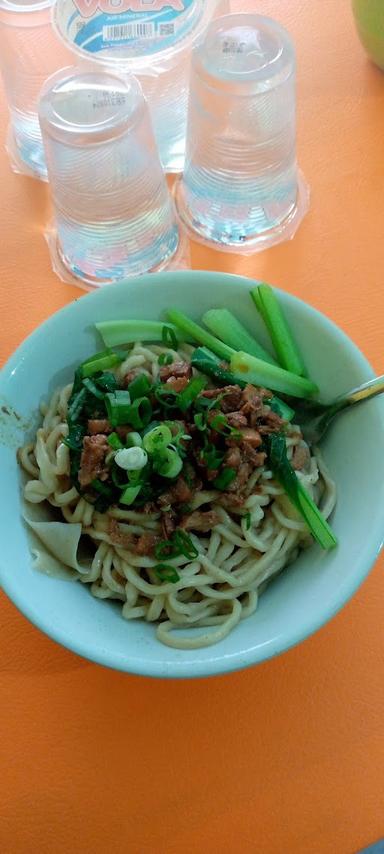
[19,343,336,650]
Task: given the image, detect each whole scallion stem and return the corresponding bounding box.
[166,309,234,362]
[202,308,277,365]
[230,351,318,399]
[250,284,308,377]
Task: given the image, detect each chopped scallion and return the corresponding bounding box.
[120,484,142,506]
[126,397,152,429]
[105,391,132,426]
[154,448,183,479]
[107,432,124,450]
[127,374,152,401]
[143,424,173,454]
[80,349,123,378]
[213,467,237,490]
[154,564,180,583]
[178,376,207,412]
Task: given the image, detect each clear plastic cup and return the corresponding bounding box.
[38,67,180,287]
[0,0,72,180]
[53,0,230,173]
[174,13,309,252]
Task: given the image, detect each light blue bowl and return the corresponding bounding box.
[1,271,384,678]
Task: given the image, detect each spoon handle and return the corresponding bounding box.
[338,374,384,410]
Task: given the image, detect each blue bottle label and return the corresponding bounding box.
[55,0,203,58]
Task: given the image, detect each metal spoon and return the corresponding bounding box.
[295,375,384,444]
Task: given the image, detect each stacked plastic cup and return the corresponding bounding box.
[53,0,230,173]
[38,67,181,286]
[175,13,309,252]
[0,0,72,180]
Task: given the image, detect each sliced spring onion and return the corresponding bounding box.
[120,484,142,506]
[105,390,132,426]
[251,284,308,377]
[154,540,180,560]
[95,320,187,348]
[230,351,318,400]
[158,353,173,367]
[191,347,244,386]
[154,530,198,561]
[202,308,277,365]
[67,387,87,424]
[162,325,178,349]
[244,512,252,530]
[200,444,224,471]
[194,413,207,431]
[125,432,143,448]
[114,447,148,471]
[153,386,179,410]
[126,397,152,429]
[212,467,237,490]
[270,397,295,422]
[166,309,235,362]
[154,564,180,583]
[154,448,183,479]
[267,434,337,549]
[143,424,173,454]
[80,349,123,378]
[82,377,105,399]
[127,374,152,401]
[107,432,124,450]
[173,530,199,560]
[178,376,207,412]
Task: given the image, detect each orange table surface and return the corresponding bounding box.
[1,2,384,853]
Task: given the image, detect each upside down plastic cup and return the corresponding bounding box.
[0,0,72,180]
[174,13,309,252]
[53,0,230,173]
[38,67,181,287]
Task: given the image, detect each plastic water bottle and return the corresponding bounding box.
[53,0,229,173]
[0,0,71,179]
[39,67,180,286]
[175,13,308,251]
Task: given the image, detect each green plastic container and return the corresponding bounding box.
[352,0,384,71]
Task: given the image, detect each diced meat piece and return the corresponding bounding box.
[108,518,135,549]
[292,443,310,471]
[135,532,162,556]
[166,376,189,392]
[142,501,157,514]
[258,408,284,435]
[220,386,244,413]
[87,418,112,435]
[226,411,248,429]
[216,493,245,510]
[158,476,193,508]
[179,510,219,533]
[200,388,219,399]
[224,446,241,469]
[240,444,266,467]
[200,385,243,413]
[159,361,192,382]
[241,385,264,424]
[206,468,219,482]
[240,428,262,448]
[227,462,252,493]
[79,435,109,488]
[161,511,177,539]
